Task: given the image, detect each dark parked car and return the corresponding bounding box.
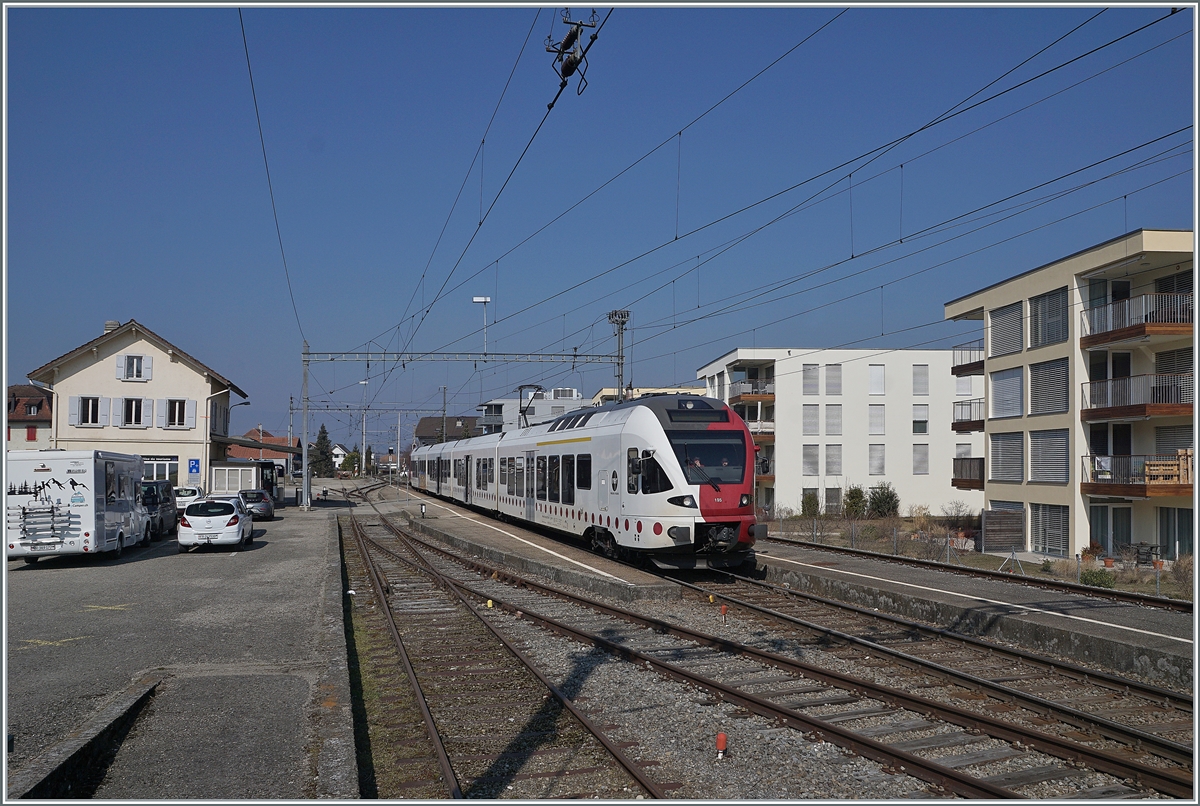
[239,489,275,520]
[139,480,178,540]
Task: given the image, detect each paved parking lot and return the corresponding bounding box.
[5,494,356,798]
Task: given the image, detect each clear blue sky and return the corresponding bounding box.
[5,5,1195,453]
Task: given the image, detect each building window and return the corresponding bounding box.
[802,445,819,476]
[79,396,103,426]
[912,364,929,396]
[1029,287,1068,348]
[825,404,842,436]
[912,404,928,434]
[869,404,885,435]
[825,364,842,395]
[990,432,1024,481]
[869,444,885,475]
[913,444,929,475]
[825,444,842,475]
[1155,425,1193,454]
[990,367,1023,418]
[803,364,819,395]
[26,426,37,442]
[1029,358,1068,414]
[164,399,195,429]
[869,364,885,395]
[956,375,973,396]
[25,403,40,416]
[120,398,150,428]
[825,487,842,514]
[118,353,152,381]
[956,443,972,458]
[1029,429,1069,483]
[989,302,1023,357]
[1030,502,1069,556]
[802,404,819,436]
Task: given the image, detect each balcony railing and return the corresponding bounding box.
[729,380,775,397]
[952,340,984,367]
[478,414,505,426]
[952,457,984,488]
[1080,292,1193,337]
[745,420,776,434]
[953,398,986,423]
[1082,374,1193,410]
[1081,451,1194,486]
[755,458,775,476]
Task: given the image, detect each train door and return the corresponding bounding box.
[463,455,472,505]
[524,450,536,521]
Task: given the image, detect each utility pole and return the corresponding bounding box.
[287,396,294,478]
[441,386,447,445]
[608,310,630,402]
[258,423,263,460]
[301,341,310,509]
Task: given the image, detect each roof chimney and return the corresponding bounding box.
[104,320,120,334]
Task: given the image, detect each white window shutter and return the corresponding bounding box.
[912,365,929,396]
[869,404,885,435]
[825,444,842,475]
[111,398,124,427]
[68,396,80,426]
[116,355,126,379]
[913,444,929,475]
[802,405,819,436]
[956,375,973,396]
[802,445,819,475]
[185,399,197,429]
[825,364,842,395]
[869,365,885,395]
[100,397,111,426]
[157,399,168,428]
[143,355,153,380]
[142,399,153,428]
[825,404,842,436]
[869,444,885,475]
[803,364,819,395]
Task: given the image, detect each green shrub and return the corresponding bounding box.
[1079,568,1116,588]
[800,491,821,518]
[844,485,866,519]
[867,482,900,518]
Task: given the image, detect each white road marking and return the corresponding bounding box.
[419,500,632,584]
[769,554,1193,646]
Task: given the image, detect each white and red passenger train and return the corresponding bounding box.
[410,394,764,569]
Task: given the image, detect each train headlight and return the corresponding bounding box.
[739,494,751,507]
[667,495,697,509]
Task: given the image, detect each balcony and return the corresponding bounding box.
[951,457,984,490]
[951,340,984,376]
[1080,293,1192,349]
[745,420,775,444]
[1081,451,1194,498]
[729,379,775,406]
[1081,374,1193,422]
[952,398,986,433]
[755,458,775,484]
[478,413,505,427]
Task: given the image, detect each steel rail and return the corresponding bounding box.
[665,572,1193,766]
[346,517,463,798]
[357,514,668,799]
[371,517,1190,798]
[763,535,1192,612]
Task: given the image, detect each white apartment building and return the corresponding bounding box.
[697,348,984,516]
[476,387,588,433]
[944,229,1193,559]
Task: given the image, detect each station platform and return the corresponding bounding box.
[752,540,1193,693]
[368,486,680,602]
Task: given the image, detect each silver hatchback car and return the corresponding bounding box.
[239,489,275,520]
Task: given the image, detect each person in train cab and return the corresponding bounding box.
[721,457,729,467]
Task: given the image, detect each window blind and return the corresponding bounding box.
[803,364,819,395]
[1029,358,1068,414]
[1155,425,1194,454]
[990,431,1023,481]
[990,367,1023,418]
[803,404,819,435]
[802,445,819,476]
[869,404,885,435]
[869,444,885,475]
[825,444,842,475]
[1029,287,1068,347]
[869,364,885,395]
[913,444,929,475]
[825,404,842,436]
[989,302,1022,356]
[825,364,842,395]
[1029,429,1069,483]
[1030,503,1069,556]
[956,375,973,396]
[912,364,929,396]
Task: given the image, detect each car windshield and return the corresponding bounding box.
[241,492,265,502]
[176,488,200,497]
[187,501,235,517]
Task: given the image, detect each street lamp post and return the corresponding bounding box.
[472,296,491,353]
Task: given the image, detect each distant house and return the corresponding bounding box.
[7,384,53,450]
[24,319,248,485]
[226,429,301,475]
[412,416,483,447]
[310,441,350,470]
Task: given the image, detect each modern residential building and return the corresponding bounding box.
[476,387,587,434]
[7,384,53,450]
[23,319,250,486]
[944,229,1193,559]
[697,348,984,517]
[589,386,700,406]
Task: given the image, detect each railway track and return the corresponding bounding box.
[343,510,669,798]
[344,487,1192,798]
[762,534,1193,613]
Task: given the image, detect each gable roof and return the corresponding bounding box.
[414,415,483,442]
[26,319,247,398]
[7,384,53,424]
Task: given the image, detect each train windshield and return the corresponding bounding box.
[665,430,746,485]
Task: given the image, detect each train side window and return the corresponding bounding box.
[488,458,494,484]
[499,457,507,486]
[627,448,640,494]
[562,455,575,505]
[536,456,548,500]
[512,457,522,497]
[576,454,592,490]
[640,451,674,495]
[548,456,560,503]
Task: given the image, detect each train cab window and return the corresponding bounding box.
[548,456,560,503]
[627,448,640,494]
[562,456,575,505]
[577,454,592,490]
[536,456,548,500]
[639,451,674,495]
